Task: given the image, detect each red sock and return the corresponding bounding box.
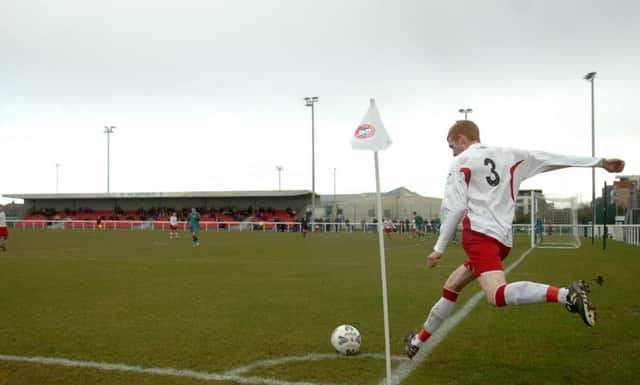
[418,329,431,342]
[495,284,507,307]
[546,286,559,302]
[442,288,459,302]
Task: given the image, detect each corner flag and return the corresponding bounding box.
[351,98,393,385]
[350,99,393,151]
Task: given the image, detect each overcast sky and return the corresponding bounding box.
[1,0,638,205]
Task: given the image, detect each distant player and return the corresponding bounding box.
[413,212,425,238]
[300,216,309,238]
[404,120,625,359]
[188,208,201,247]
[535,217,544,243]
[0,206,8,251]
[383,218,394,239]
[169,211,179,239]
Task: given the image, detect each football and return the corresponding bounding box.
[330,324,362,355]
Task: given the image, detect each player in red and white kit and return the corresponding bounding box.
[383,218,394,239]
[405,120,625,359]
[169,211,179,239]
[0,205,8,251]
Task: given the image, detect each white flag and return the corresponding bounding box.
[350,98,393,151]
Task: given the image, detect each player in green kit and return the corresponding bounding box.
[535,217,544,243]
[413,212,425,239]
[188,208,201,247]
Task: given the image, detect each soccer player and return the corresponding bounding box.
[300,216,309,238]
[413,212,425,238]
[169,211,179,239]
[188,208,201,247]
[0,206,8,251]
[404,120,625,359]
[535,217,544,243]
[383,218,394,239]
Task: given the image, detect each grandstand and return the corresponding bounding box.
[2,190,309,231]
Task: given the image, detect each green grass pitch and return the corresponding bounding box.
[0,229,638,385]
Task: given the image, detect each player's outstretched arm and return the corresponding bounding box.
[602,158,625,173]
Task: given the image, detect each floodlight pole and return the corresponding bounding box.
[276,165,283,191]
[56,163,61,194]
[304,97,318,231]
[333,167,337,218]
[104,126,115,193]
[458,107,473,120]
[603,181,607,250]
[584,72,596,244]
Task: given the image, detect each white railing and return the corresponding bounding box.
[6,220,640,246]
[4,219,429,235]
[513,223,640,247]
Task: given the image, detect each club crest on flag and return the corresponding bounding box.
[354,124,376,139]
[350,98,392,152]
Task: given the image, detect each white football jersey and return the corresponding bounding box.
[0,211,6,227]
[434,143,602,253]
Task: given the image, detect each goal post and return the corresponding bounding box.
[531,191,581,249]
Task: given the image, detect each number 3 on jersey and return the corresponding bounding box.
[484,158,500,186]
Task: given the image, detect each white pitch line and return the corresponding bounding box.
[0,352,406,385]
[379,247,535,385]
[224,353,406,376]
[0,354,338,385]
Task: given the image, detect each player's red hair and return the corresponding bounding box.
[447,120,480,142]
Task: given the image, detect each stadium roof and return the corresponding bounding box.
[320,186,431,202]
[2,190,313,200]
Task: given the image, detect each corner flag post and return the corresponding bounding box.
[350,98,393,385]
[374,150,392,385]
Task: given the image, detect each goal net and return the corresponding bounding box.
[531,192,581,249]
